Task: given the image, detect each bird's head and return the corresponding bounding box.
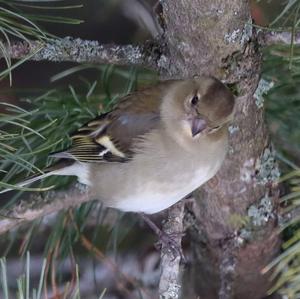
[161,76,235,141]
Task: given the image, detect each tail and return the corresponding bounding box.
[120,0,163,38]
[0,159,81,195]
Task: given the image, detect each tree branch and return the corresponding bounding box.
[2,37,164,71]
[0,184,91,235]
[262,31,300,46]
[159,201,185,299]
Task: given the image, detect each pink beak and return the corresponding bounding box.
[191,117,207,137]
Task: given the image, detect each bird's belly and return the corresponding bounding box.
[110,165,214,214]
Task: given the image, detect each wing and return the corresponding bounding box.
[51,82,174,163]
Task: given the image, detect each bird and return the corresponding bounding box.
[0,76,235,214]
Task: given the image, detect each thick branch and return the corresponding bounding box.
[160,1,282,298]
[0,184,91,235]
[2,37,163,71]
[262,31,300,46]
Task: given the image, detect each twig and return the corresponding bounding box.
[79,233,134,298]
[1,37,165,71]
[158,201,185,299]
[68,210,147,298]
[0,184,91,235]
[262,31,300,46]
[51,240,60,299]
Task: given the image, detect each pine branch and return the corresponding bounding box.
[0,184,90,235]
[1,37,165,71]
[158,201,185,299]
[262,31,300,46]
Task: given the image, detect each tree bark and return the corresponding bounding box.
[159,201,185,299]
[0,184,91,234]
[1,37,162,70]
[159,1,281,298]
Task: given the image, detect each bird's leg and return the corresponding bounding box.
[140,213,186,262]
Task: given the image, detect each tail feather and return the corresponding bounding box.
[0,159,79,195]
[121,0,163,38]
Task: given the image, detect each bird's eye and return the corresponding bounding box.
[191,95,199,105]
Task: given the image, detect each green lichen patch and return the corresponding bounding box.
[248,195,273,227]
[255,146,280,185]
[254,78,275,109]
[31,37,146,66]
[237,228,252,244]
[224,19,252,46]
[228,125,239,135]
[235,195,274,245]
[240,20,253,46]
[224,29,241,44]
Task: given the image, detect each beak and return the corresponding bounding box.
[191,117,207,137]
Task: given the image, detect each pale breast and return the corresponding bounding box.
[90,130,227,214]
[113,164,215,214]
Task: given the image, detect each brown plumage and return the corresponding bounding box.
[1,76,235,214]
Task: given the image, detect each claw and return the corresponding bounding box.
[140,213,186,263]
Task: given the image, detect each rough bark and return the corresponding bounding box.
[1,37,162,70]
[161,1,251,78]
[160,1,281,298]
[159,201,185,299]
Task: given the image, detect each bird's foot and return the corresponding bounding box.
[140,213,186,262]
[155,230,186,262]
